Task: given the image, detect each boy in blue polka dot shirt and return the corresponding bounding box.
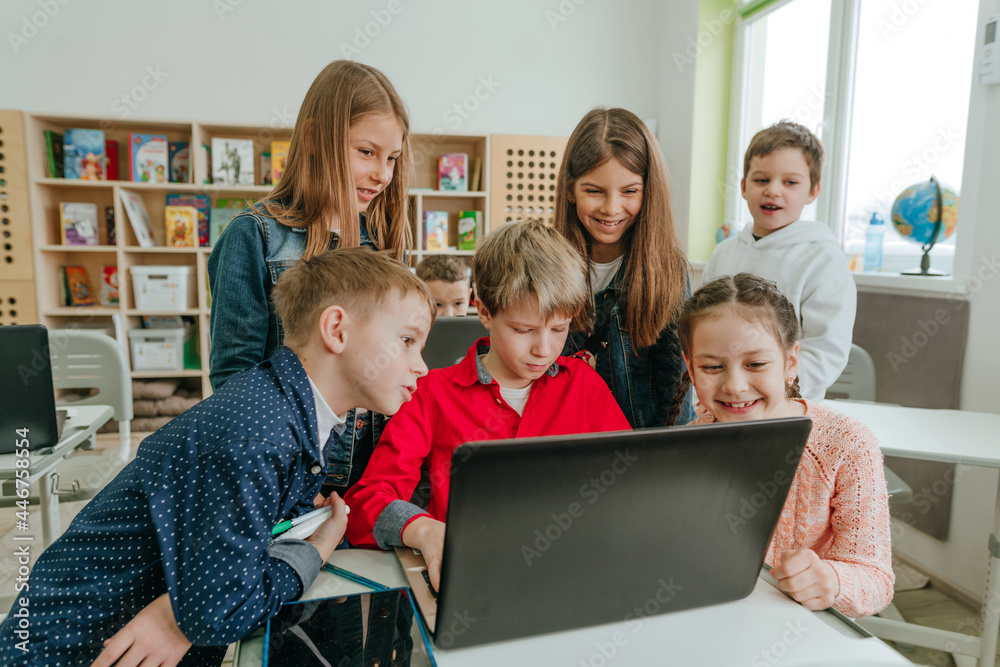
[0,249,434,666]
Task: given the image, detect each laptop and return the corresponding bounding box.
[421,316,488,370]
[0,324,67,453]
[396,417,812,649]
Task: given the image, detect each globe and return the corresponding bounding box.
[890,176,959,275]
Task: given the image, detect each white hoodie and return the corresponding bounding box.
[701,220,856,400]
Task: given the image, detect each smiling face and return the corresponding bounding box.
[741,148,819,237]
[347,291,432,415]
[477,295,572,389]
[570,158,644,263]
[349,113,404,211]
[684,306,801,423]
[426,279,470,317]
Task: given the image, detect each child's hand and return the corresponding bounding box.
[401,516,446,591]
[770,549,840,611]
[90,593,191,667]
[305,493,349,561]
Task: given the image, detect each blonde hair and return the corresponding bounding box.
[416,255,468,284]
[471,219,588,323]
[261,60,412,262]
[273,247,434,351]
[665,272,802,425]
[744,120,824,190]
[554,107,689,350]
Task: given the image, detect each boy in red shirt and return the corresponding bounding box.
[345,219,631,587]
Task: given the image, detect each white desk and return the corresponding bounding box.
[235,549,909,666]
[0,404,113,546]
[827,399,1000,667]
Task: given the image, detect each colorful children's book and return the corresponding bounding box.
[129,134,169,183]
[166,194,210,247]
[457,210,481,250]
[61,266,95,307]
[469,156,483,192]
[438,153,468,191]
[119,190,157,247]
[209,207,242,246]
[105,140,120,181]
[424,211,449,251]
[100,266,119,306]
[43,130,64,178]
[260,152,272,186]
[59,202,100,246]
[164,205,198,247]
[212,138,255,186]
[168,142,191,183]
[106,206,116,245]
[63,129,106,180]
[201,143,212,184]
[271,141,290,185]
[214,198,250,210]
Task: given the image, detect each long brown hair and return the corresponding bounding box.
[553,107,688,350]
[262,60,412,261]
[665,272,802,426]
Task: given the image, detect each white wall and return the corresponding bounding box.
[0,0,698,244]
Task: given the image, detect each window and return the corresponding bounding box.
[727,0,980,275]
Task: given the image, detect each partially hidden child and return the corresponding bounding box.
[0,249,434,666]
[701,120,856,400]
[345,219,632,589]
[554,107,694,428]
[415,254,471,317]
[667,272,893,618]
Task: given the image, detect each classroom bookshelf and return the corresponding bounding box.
[13,112,512,396]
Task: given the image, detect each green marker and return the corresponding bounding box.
[271,505,333,537]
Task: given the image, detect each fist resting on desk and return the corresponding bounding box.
[770,548,841,611]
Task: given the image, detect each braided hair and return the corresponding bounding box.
[665,272,802,426]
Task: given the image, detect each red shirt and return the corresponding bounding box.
[345,338,632,548]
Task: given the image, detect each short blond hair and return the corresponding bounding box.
[416,255,468,284]
[273,248,435,351]
[471,219,588,324]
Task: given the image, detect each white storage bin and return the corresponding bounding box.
[129,325,192,371]
[131,265,196,311]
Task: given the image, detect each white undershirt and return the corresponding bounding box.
[306,375,347,458]
[499,383,533,416]
[589,256,624,293]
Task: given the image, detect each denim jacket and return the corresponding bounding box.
[207,205,385,495]
[564,269,695,428]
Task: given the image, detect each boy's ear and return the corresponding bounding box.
[475,301,493,330]
[807,181,821,203]
[318,304,349,353]
[740,178,747,199]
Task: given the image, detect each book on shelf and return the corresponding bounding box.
[168,142,191,183]
[457,210,481,250]
[119,190,157,247]
[201,143,212,184]
[100,266,119,306]
[60,266,95,307]
[59,202,100,246]
[43,130,64,178]
[105,140,120,181]
[215,198,252,210]
[129,133,169,183]
[164,205,198,247]
[209,207,242,246]
[212,138,255,186]
[63,129,105,180]
[469,156,483,192]
[271,141,290,185]
[424,211,449,251]
[438,153,468,191]
[106,206,116,245]
[166,194,210,246]
[260,152,272,185]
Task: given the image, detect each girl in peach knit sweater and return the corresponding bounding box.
[667,272,894,618]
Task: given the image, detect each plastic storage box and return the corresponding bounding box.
[128,324,195,371]
[131,265,196,311]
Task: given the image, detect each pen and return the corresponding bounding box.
[322,563,390,591]
[271,505,334,537]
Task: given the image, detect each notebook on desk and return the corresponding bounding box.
[421,316,488,370]
[0,324,67,453]
[396,417,812,649]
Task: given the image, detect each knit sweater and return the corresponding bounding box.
[692,399,894,617]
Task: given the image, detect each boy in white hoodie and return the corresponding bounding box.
[702,121,855,400]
